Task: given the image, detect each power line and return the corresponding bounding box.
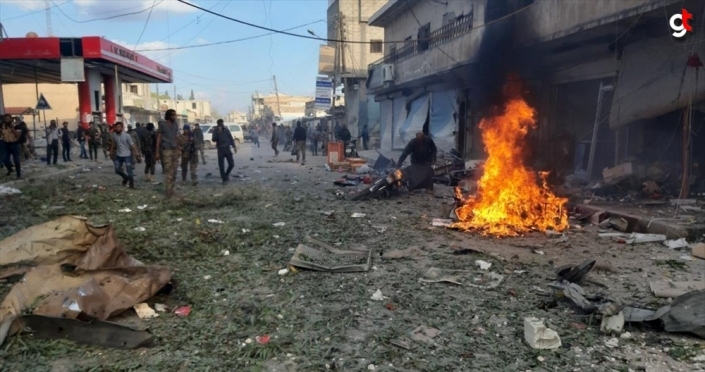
[176,0,536,45]
[136,19,325,51]
[133,0,159,51]
[50,0,164,23]
[1,1,69,22]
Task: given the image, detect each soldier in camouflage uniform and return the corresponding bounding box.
[156,109,181,198]
[86,122,100,161]
[141,123,157,182]
[100,123,112,160]
[177,124,198,186]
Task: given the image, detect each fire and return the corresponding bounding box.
[452,88,568,236]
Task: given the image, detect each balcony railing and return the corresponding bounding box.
[371,14,474,67]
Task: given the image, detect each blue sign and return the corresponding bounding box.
[35,93,52,110]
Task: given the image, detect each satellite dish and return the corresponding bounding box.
[160,104,169,110]
[26,32,38,38]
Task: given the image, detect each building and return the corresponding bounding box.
[225,110,248,124]
[122,83,160,125]
[367,0,702,189]
[250,92,313,123]
[157,97,213,124]
[326,0,387,143]
[2,84,79,129]
[305,101,328,118]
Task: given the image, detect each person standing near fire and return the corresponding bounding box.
[156,109,181,198]
[293,121,307,165]
[397,131,437,195]
[178,124,199,186]
[270,122,280,157]
[211,119,236,184]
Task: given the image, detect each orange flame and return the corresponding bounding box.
[452,92,568,236]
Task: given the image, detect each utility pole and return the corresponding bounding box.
[272,75,282,121]
[44,0,52,36]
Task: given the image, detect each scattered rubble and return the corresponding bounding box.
[524,317,561,350]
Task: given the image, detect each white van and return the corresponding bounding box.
[204,123,245,149]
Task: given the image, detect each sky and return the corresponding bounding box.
[0,0,331,115]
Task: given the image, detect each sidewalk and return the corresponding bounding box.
[572,202,705,240]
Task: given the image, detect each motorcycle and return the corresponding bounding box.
[432,149,471,186]
[351,166,408,201]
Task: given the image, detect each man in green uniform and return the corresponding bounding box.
[178,124,198,186]
[156,109,181,198]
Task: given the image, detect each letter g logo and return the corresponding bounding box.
[670,8,694,39]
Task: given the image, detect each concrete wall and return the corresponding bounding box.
[327,0,386,77]
[382,0,479,55]
[513,0,679,46]
[2,83,79,130]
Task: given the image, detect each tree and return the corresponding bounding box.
[189,89,195,100]
[176,94,184,100]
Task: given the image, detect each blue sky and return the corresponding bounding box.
[0,0,330,114]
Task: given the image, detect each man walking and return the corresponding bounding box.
[250,127,260,148]
[46,120,59,165]
[293,121,307,165]
[193,123,206,164]
[141,123,157,182]
[178,124,199,186]
[211,119,236,184]
[360,125,370,151]
[85,122,99,161]
[156,109,181,198]
[109,122,141,189]
[1,114,22,178]
[312,125,322,156]
[270,122,280,157]
[77,124,88,159]
[397,131,438,195]
[60,122,72,162]
[100,123,112,160]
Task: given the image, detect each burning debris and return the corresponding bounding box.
[453,81,569,236]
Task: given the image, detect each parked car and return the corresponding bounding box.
[204,123,244,149]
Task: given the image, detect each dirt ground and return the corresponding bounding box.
[0,143,704,372]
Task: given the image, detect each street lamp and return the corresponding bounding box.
[307,30,324,40]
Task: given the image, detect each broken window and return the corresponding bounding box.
[192,102,197,109]
[442,11,456,26]
[417,23,431,51]
[370,40,383,54]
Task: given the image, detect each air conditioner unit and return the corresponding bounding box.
[381,64,395,83]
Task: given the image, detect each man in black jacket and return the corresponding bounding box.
[293,121,307,165]
[60,121,72,162]
[211,119,236,184]
[397,131,437,194]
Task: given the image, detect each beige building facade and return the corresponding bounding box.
[2,84,80,130]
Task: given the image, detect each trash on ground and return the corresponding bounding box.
[133,227,146,232]
[605,337,619,348]
[664,238,688,249]
[681,255,693,261]
[370,289,387,301]
[273,222,286,227]
[419,267,504,289]
[221,250,230,256]
[351,213,366,218]
[118,208,132,213]
[382,247,427,260]
[557,281,597,312]
[475,260,492,270]
[208,219,224,224]
[411,325,441,344]
[372,225,387,233]
[289,236,371,273]
[0,186,21,195]
[608,217,629,232]
[255,334,271,345]
[555,259,596,284]
[599,232,667,244]
[600,311,625,334]
[133,303,159,319]
[278,268,289,276]
[693,243,705,260]
[137,205,148,210]
[650,281,705,298]
[524,317,562,350]
[533,249,544,255]
[431,218,453,227]
[154,304,166,312]
[0,216,172,347]
[174,306,191,317]
[390,337,413,350]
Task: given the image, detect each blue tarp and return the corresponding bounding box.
[429,91,457,152]
[398,94,429,145]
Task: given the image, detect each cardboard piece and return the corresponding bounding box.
[0,216,172,346]
[692,243,705,260]
[650,280,705,298]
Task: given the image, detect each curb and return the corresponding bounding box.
[0,161,105,188]
[571,203,705,240]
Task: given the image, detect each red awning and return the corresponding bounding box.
[3,107,35,115]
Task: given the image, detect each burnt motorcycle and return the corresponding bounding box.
[351,167,408,201]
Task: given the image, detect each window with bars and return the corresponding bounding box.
[370,40,383,53]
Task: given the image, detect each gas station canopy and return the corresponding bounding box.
[0,36,173,84]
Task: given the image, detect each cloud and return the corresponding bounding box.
[73,0,197,18]
[8,0,45,11]
[111,39,180,64]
